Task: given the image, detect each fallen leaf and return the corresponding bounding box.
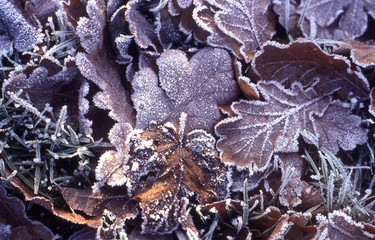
[193,0,276,62]
[123,115,229,234]
[335,40,375,68]
[251,40,370,99]
[298,0,375,40]
[216,81,330,170]
[132,47,238,133]
[313,210,375,240]
[0,185,54,240]
[275,153,305,208]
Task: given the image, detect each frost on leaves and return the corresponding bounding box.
[298,0,375,40]
[132,47,237,133]
[216,80,366,170]
[0,0,43,54]
[313,210,375,240]
[122,118,229,234]
[251,40,370,99]
[216,81,329,169]
[193,0,276,62]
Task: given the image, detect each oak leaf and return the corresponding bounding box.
[193,0,276,62]
[132,47,237,133]
[216,81,366,170]
[0,185,54,240]
[251,40,370,98]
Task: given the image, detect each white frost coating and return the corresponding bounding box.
[132,47,237,132]
[216,80,331,170]
[76,0,105,54]
[0,0,43,52]
[78,80,93,135]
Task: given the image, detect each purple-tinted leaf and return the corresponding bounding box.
[334,40,375,68]
[0,0,43,53]
[216,81,330,170]
[298,0,375,40]
[0,185,54,239]
[125,0,158,50]
[193,0,276,62]
[312,101,367,154]
[251,40,370,98]
[25,0,59,24]
[276,153,305,208]
[132,47,237,133]
[314,210,375,240]
[272,0,299,35]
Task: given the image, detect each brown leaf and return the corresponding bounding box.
[0,185,54,240]
[132,47,238,133]
[216,81,330,170]
[251,40,370,99]
[193,0,276,62]
[313,210,375,240]
[125,0,158,50]
[123,118,230,234]
[276,153,305,208]
[6,170,102,228]
[59,186,138,218]
[335,40,375,68]
[370,87,375,118]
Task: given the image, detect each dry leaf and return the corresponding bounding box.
[334,40,375,68]
[313,210,375,240]
[216,81,330,170]
[298,0,375,40]
[116,115,230,234]
[276,153,305,208]
[132,47,237,133]
[193,0,276,62]
[0,185,54,240]
[251,40,370,99]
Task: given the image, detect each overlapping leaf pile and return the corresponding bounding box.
[1,0,375,239]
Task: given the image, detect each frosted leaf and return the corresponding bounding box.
[311,101,367,154]
[0,185,54,239]
[313,210,375,240]
[0,0,43,52]
[298,0,375,40]
[115,35,133,64]
[193,0,276,62]
[234,60,259,100]
[76,0,105,55]
[334,40,375,68]
[75,3,134,125]
[156,8,185,48]
[125,0,158,50]
[132,47,238,133]
[216,80,331,170]
[124,120,229,234]
[370,88,375,118]
[3,58,81,127]
[94,123,133,189]
[275,153,304,208]
[251,40,370,98]
[272,0,299,35]
[78,80,93,135]
[25,0,59,24]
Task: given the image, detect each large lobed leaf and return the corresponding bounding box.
[216,81,367,170]
[132,47,238,133]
